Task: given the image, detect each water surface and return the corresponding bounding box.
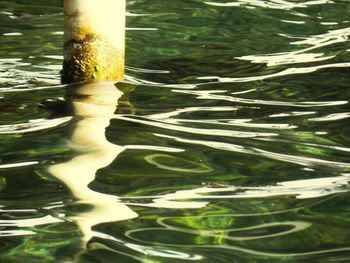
[0,0,350,262]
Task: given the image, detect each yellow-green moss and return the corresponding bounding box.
[62,35,124,84]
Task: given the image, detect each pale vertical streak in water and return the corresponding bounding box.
[47,82,138,243]
[0,0,350,262]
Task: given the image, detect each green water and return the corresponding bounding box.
[1,0,350,262]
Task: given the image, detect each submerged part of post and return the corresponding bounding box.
[62,0,126,84]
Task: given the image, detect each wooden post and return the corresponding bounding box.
[62,0,125,84]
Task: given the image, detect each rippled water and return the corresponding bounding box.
[1,0,350,262]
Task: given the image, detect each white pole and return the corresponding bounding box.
[62,0,126,84]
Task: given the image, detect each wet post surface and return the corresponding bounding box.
[62,0,126,84]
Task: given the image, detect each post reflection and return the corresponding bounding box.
[48,81,137,243]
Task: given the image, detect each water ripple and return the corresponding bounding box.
[1,0,350,261]
[116,115,278,138]
[204,0,333,10]
[153,133,350,169]
[198,63,350,85]
[173,89,347,107]
[0,117,71,134]
[92,231,204,261]
[0,161,39,169]
[0,214,62,228]
[238,26,350,67]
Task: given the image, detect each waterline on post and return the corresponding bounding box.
[62,0,126,84]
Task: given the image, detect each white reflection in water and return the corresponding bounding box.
[173,88,348,107]
[0,117,71,134]
[0,230,36,237]
[281,19,306,24]
[145,106,297,130]
[167,118,297,129]
[269,111,316,117]
[0,214,62,227]
[48,82,138,243]
[116,115,277,138]
[237,27,350,67]
[197,62,350,88]
[148,106,240,120]
[238,52,334,67]
[291,27,350,48]
[0,161,39,169]
[126,174,350,210]
[309,112,350,122]
[91,231,204,261]
[0,61,60,88]
[205,0,332,10]
[0,209,62,236]
[3,32,23,36]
